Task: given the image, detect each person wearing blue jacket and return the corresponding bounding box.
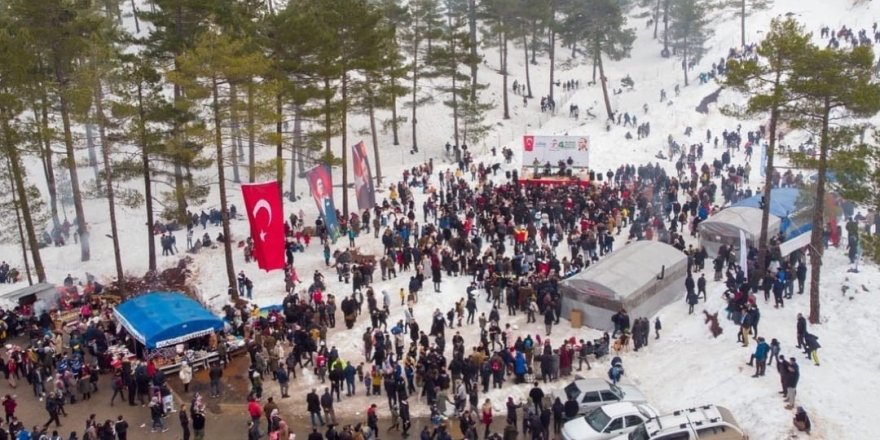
[514,352,527,383]
[749,337,770,377]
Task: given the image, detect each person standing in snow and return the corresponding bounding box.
[543,308,555,336]
[747,337,769,377]
[796,313,807,350]
[785,358,800,409]
[803,332,821,366]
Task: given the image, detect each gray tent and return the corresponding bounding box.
[698,206,781,257]
[559,241,688,331]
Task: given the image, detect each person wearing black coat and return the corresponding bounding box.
[543,308,555,336]
[796,262,807,294]
[563,396,580,420]
[552,397,565,434]
[796,314,807,349]
[306,389,324,427]
[540,406,552,440]
[528,384,544,413]
[247,421,261,440]
[697,274,707,301]
[179,406,190,440]
[308,428,324,440]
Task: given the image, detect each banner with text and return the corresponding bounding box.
[522,135,591,169]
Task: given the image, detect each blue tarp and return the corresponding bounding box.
[113,292,224,349]
[733,188,811,238]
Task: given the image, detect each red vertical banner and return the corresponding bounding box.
[241,181,286,271]
[351,141,376,211]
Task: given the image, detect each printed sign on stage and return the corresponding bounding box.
[522,135,590,169]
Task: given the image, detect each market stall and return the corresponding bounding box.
[113,292,234,374]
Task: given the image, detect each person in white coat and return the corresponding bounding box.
[179,362,193,393]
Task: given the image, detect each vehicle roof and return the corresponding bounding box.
[600,402,656,419]
[572,378,614,391]
[642,405,744,437]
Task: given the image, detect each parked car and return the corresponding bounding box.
[561,402,659,440]
[554,378,648,415]
[611,404,748,440]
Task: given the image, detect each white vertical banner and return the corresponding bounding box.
[739,229,749,279]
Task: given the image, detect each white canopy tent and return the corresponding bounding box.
[559,241,688,331]
[698,206,781,257]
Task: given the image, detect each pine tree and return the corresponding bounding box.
[110,54,171,273]
[667,0,711,86]
[0,26,47,282]
[724,17,809,285]
[787,44,880,323]
[481,0,519,120]
[833,131,880,265]
[560,0,635,119]
[733,0,772,47]
[140,0,218,222]
[425,0,483,148]
[173,31,271,301]
[402,0,443,153]
[8,0,103,262]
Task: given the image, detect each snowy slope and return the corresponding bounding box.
[1,0,879,438]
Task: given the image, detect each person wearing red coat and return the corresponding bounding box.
[559,344,574,377]
[481,399,493,438]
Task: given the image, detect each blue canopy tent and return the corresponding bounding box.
[113,292,224,349]
[732,188,812,239]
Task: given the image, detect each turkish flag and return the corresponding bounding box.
[241,181,286,271]
[523,135,535,151]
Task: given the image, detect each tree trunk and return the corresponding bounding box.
[131,0,140,33]
[592,53,598,83]
[290,102,301,201]
[324,77,333,156]
[228,83,242,183]
[36,96,60,229]
[663,0,670,53]
[136,83,157,273]
[597,52,613,120]
[1,115,46,283]
[683,36,689,86]
[368,91,383,187]
[9,167,33,286]
[756,105,778,283]
[549,23,555,101]
[55,65,90,262]
[85,122,100,182]
[523,28,533,98]
[390,77,400,146]
[468,0,479,100]
[245,81,257,184]
[341,73,350,218]
[274,91,282,185]
[451,34,461,147]
[94,80,125,286]
[411,29,420,153]
[502,31,510,120]
[530,20,538,64]
[654,0,661,39]
[808,99,831,324]
[172,7,187,221]
[212,76,238,302]
[740,0,746,47]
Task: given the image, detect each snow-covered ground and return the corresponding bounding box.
[2,0,879,438]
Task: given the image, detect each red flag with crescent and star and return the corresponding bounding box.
[241,181,285,271]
